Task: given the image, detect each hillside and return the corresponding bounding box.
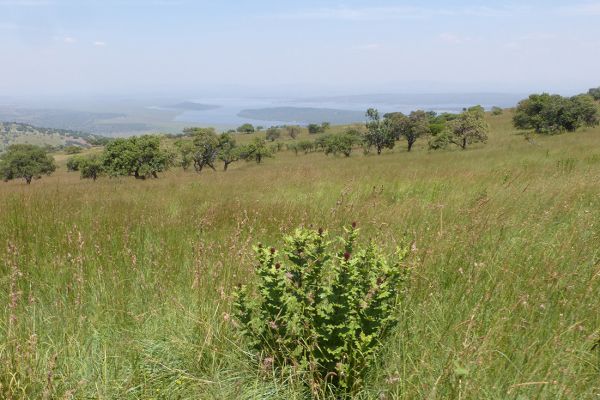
[1,111,599,398]
[0,121,101,151]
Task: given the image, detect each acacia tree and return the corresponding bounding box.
[0,144,56,184]
[265,127,281,142]
[448,107,489,150]
[217,133,239,171]
[189,128,219,172]
[80,155,104,181]
[102,135,172,179]
[364,108,395,155]
[387,110,430,152]
[239,137,272,164]
[174,139,194,170]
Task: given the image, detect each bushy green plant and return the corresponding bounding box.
[233,225,409,397]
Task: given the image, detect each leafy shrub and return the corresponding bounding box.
[233,225,409,397]
[491,106,503,116]
[513,93,599,134]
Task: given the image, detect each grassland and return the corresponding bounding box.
[1,112,599,399]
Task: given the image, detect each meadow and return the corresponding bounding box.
[1,112,599,399]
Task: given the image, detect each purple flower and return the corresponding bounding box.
[344,252,351,261]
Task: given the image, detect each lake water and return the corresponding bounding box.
[167,93,526,128]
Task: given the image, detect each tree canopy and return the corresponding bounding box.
[0,144,56,184]
[102,135,173,179]
[364,108,396,155]
[513,93,599,134]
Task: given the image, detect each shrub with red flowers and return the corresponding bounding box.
[233,224,409,397]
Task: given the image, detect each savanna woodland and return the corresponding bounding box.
[1,88,600,399]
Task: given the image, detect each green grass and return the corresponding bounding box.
[1,112,599,399]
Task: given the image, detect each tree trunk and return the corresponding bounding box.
[462,138,467,150]
[407,140,414,152]
[25,176,32,184]
[152,171,158,179]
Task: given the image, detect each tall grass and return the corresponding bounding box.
[1,112,599,398]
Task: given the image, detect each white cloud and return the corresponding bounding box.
[63,36,76,44]
[93,41,107,47]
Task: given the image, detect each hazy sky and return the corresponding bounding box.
[1,0,599,97]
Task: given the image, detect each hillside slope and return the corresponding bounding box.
[0,121,99,151]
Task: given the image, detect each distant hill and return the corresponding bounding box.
[238,107,365,124]
[0,122,104,151]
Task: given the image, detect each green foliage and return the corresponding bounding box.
[237,123,256,134]
[589,87,600,101]
[513,93,599,134]
[322,130,362,157]
[238,137,272,164]
[387,110,431,152]
[102,135,173,179]
[428,131,451,150]
[79,155,104,181]
[64,145,83,154]
[265,127,281,142]
[174,139,195,170]
[66,155,85,172]
[364,108,396,155]
[217,133,239,171]
[448,106,489,150]
[188,128,220,172]
[491,106,503,116]
[0,144,56,184]
[234,225,408,396]
[307,124,321,134]
[308,123,330,135]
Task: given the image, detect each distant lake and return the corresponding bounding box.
[164,93,525,128]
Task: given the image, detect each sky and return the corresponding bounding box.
[0,0,599,97]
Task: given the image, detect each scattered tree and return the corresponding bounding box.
[0,144,56,184]
[238,137,272,164]
[364,108,396,155]
[189,128,219,172]
[79,155,104,181]
[217,133,239,171]
[513,93,599,134]
[388,110,430,152]
[491,106,503,116]
[66,155,85,171]
[237,123,255,134]
[448,106,489,150]
[103,135,172,179]
[64,145,83,154]
[285,125,301,139]
[265,127,281,142]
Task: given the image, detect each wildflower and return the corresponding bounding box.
[343,252,351,261]
[352,221,357,229]
[270,247,276,254]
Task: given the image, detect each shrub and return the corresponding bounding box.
[64,145,83,154]
[513,93,599,134]
[233,225,409,397]
[491,106,503,116]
